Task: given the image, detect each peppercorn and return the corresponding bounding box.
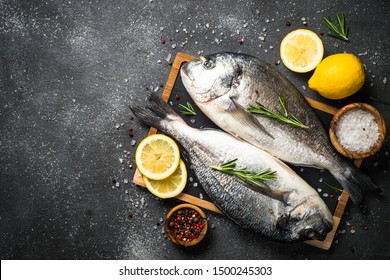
[168,208,205,242]
[161,38,166,44]
[286,21,291,26]
[239,39,244,44]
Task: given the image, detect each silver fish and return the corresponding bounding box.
[131,94,333,242]
[181,52,379,205]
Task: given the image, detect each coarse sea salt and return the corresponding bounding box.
[335,108,379,152]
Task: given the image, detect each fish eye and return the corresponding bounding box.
[202,59,215,70]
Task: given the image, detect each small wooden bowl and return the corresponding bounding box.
[165,203,208,247]
[329,103,386,159]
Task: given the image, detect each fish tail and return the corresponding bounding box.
[129,94,182,131]
[331,160,382,206]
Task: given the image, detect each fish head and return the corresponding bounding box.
[181,53,243,103]
[277,199,334,241]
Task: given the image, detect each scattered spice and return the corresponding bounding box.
[161,38,166,44]
[286,21,291,26]
[239,39,244,44]
[320,31,324,36]
[175,94,180,100]
[127,212,133,219]
[167,208,205,242]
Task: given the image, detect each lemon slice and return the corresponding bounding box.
[135,134,180,180]
[280,29,324,73]
[143,159,187,198]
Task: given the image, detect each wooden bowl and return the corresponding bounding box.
[165,203,208,247]
[329,103,386,159]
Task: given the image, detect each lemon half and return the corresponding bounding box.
[135,134,180,180]
[280,29,324,73]
[143,159,187,198]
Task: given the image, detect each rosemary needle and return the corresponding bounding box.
[324,13,349,42]
[178,102,197,116]
[247,95,308,129]
[210,159,277,187]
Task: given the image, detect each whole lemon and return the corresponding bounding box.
[308,53,365,100]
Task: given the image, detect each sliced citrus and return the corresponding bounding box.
[143,159,187,198]
[135,134,180,180]
[280,29,324,73]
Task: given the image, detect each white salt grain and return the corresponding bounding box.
[335,108,379,152]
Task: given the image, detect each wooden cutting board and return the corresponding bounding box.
[133,52,360,250]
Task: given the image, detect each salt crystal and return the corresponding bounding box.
[115,124,120,129]
[258,36,265,41]
[302,85,306,91]
[205,23,210,28]
[199,193,204,199]
[193,182,198,187]
[115,182,120,188]
[383,77,387,84]
[119,158,124,164]
[262,27,267,32]
[319,178,323,183]
[335,108,379,152]
[124,179,129,184]
[265,19,270,23]
[190,119,196,124]
[166,53,171,62]
[159,27,164,31]
[243,22,248,28]
[323,193,329,197]
[171,44,177,49]
[154,86,159,92]
[189,177,193,182]
[317,188,322,193]
[131,140,137,146]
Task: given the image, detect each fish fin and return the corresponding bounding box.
[331,160,383,206]
[227,98,274,139]
[243,181,290,204]
[129,93,181,130]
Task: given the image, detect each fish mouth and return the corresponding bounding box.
[301,217,333,241]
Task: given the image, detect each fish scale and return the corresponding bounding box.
[131,94,333,242]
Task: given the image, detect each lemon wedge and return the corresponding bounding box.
[135,134,180,180]
[143,159,187,198]
[280,29,324,73]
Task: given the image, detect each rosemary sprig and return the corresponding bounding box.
[369,96,390,105]
[210,159,277,187]
[324,13,349,42]
[178,102,197,115]
[323,181,343,192]
[247,95,308,129]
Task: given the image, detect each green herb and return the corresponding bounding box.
[324,13,349,42]
[210,159,277,186]
[323,181,343,192]
[178,102,197,116]
[247,95,308,129]
[369,96,390,105]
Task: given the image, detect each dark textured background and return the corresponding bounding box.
[0,0,389,259]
